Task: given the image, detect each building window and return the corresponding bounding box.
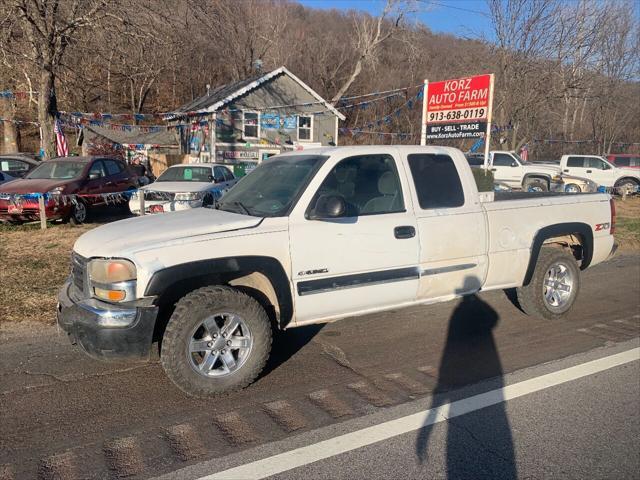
[243,111,259,139]
[298,115,312,141]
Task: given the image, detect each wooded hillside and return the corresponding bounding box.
[1,0,638,159]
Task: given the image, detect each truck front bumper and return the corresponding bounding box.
[57,279,158,361]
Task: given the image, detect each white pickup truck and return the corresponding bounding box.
[477,151,562,191]
[57,146,616,397]
[559,154,640,192]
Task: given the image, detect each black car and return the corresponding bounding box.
[0,154,40,178]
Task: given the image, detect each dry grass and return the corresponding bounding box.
[616,196,640,252]
[0,223,92,324]
[1,196,639,326]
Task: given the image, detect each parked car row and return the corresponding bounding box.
[466,151,640,194]
[0,156,238,224]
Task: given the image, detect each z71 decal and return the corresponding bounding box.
[595,223,610,231]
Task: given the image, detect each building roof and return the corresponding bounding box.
[83,125,179,147]
[172,66,346,121]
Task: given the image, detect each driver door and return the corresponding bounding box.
[288,153,420,325]
[491,153,521,187]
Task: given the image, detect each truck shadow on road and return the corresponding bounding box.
[415,277,517,479]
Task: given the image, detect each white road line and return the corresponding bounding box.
[197,347,639,480]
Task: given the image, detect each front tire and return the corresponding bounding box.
[69,200,89,225]
[516,248,580,320]
[161,286,272,397]
[524,178,548,192]
[615,179,638,196]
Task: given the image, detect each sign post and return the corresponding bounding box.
[482,74,495,170]
[420,74,494,167]
[420,79,428,146]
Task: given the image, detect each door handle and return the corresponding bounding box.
[394,226,415,239]
[563,169,569,173]
[491,168,497,171]
[586,170,592,173]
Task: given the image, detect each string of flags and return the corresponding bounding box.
[0,90,37,99]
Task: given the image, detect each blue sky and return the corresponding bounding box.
[298,0,493,39]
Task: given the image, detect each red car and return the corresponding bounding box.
[0,156,139,224]
[607,153,640,169]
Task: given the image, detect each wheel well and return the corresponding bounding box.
[523,222,593,286]
[615,176,640,186]
[147,256,293,342]
[523,174,550,187]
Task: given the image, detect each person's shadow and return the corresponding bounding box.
[415,276,517,479]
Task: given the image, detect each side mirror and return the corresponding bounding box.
[88,172,100,180]
[511,161,518,167]
[208,175,215,182]
[309,194,346,220]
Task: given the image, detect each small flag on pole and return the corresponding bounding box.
[519,144,529,162]
[54,118,69,157]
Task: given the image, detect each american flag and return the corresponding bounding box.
[54,118,69,157]
[519,144,529,162]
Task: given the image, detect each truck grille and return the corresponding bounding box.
[71,253,87,295]
[144,190,175,202]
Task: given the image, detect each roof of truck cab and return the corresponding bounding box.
[276,145,463,158]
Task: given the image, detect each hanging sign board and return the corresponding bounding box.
[420,74,494,166]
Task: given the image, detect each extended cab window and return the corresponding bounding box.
[312,154,404,216]
[408,154,465,209]
[566,157,585,167]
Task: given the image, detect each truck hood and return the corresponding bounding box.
[73,208,262,258]
[521,164,561,175]
[141,181,214,193]
[618,167,640,177]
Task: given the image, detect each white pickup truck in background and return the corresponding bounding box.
[559,154,640,192]
[57,146,617,397]
[480,151,562,191]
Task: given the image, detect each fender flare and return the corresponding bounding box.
[523,222,593,286]
[522,173,552,187]
[145,256,294,328]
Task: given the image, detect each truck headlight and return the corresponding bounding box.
[88,259,136,302]
[175,192,203,201]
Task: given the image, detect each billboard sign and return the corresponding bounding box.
[421,73,494,142]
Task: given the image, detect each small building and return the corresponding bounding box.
[170,66,345,176]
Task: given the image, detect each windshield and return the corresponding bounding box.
[157,166,212,182]
[218,155,327,217]
[26,161,85,180]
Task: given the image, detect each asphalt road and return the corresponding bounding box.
[1,254,639,480]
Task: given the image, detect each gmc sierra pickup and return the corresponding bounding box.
[57,146,616,397]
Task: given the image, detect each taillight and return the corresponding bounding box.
[610,197,616,235]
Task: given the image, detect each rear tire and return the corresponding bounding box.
[161,286,272,397]
[516,248,580,320]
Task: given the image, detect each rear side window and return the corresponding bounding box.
[614,157,631,167]
[104,160,123,176]
[408,154,465,209]
[566,157,585,167]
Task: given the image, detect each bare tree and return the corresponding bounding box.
[330,0,413,104]
[1,0,114,158]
